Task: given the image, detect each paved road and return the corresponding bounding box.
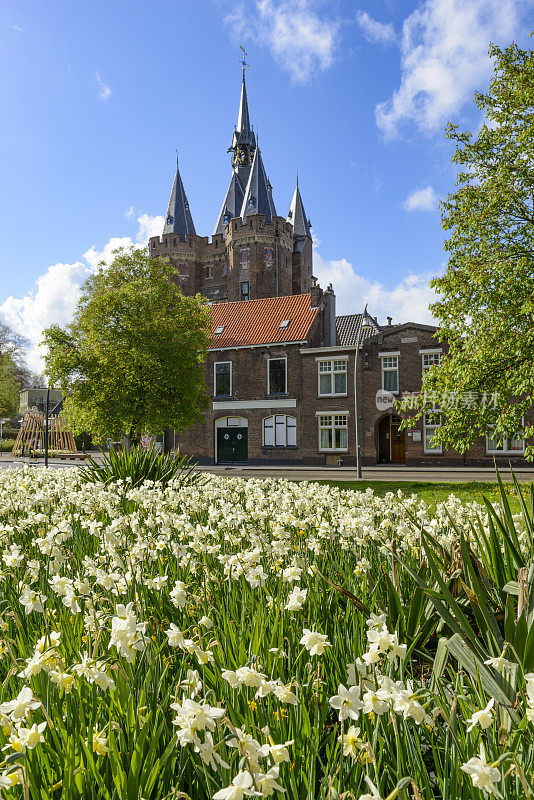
[1,457,533,483]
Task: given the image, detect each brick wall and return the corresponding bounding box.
[149,213,312,304]
[167,318,533,467]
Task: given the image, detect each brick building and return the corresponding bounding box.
[152,66,528,467]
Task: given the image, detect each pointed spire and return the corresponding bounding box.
[237,73,252,136]
[230,71,256,171]
[213,172,246,236]
[162,157,196,237]
[287,180,312,240]
[240,146,277,223]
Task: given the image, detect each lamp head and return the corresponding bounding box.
[361,304,374,331]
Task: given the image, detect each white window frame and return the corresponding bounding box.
[267,357,287,395]
[486,425,525,454]
[263,415,297,447]
[317,358,348,397]
[422,351,442,374]
[317,413,349,452]
[214,361,232,398]
[381,355,399,394]
[423,412,442,454]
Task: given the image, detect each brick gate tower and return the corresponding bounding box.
[149,61,313,302]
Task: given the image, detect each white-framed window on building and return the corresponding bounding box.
[214,362,232,397]
[267,358,287,395]
[486,427,525,454]
[318,413,348,451]
[381,355,399,393]
[318,359,347,396]
[240,281,249,301]
[422,351,442,373]
[423,412,442,453]
[263,415,296,447]
[205,265,212,279]
[241,249,249,268]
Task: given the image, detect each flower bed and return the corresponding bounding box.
[0,468,530,798]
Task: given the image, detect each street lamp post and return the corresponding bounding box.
[354,305,374,480]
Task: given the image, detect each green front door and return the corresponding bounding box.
[216,427,248,464]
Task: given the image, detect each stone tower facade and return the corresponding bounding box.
[148,68,313,302]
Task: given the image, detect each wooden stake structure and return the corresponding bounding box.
[11,409,78,457]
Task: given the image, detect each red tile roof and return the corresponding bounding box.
[209,294,320,349]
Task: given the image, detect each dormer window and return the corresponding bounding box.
[279,319,290,329]
[248,197,255,208]
[166,215,173,225]
[214,325,225,335]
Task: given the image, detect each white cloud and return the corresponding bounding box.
[95,71,112,101]
[0,214,164,372]
[356,11,396,45]
[124,206,135,219]
[375,0,529,138]
[313,251,439,325]
[12,25,23,32]
[225,0,339,84]
[403,185,438,212]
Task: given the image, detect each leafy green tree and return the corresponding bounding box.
[0,357,19,417]
[401,40,534,458]
[44,247,211,445]
[0,321,32,417]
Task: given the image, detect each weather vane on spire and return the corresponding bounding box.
[238,45,250,76]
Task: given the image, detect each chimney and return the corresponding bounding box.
[323,284,336,346]
[310,281,323,309]
[387,316,392,326]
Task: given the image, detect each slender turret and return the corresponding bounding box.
[162,158,195,237]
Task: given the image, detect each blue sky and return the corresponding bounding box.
[1,0,533,369]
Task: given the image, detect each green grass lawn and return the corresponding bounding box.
[315,479,531,513]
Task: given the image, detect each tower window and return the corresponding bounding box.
[265,248,273,264]
[222,263,228,276]
[205,266,212,279]
[177,264,187,277]
[240,281,249,302]
[166,215,173,225]
[241,249,249,268]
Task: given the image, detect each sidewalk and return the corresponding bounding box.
[198,464,534,483]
